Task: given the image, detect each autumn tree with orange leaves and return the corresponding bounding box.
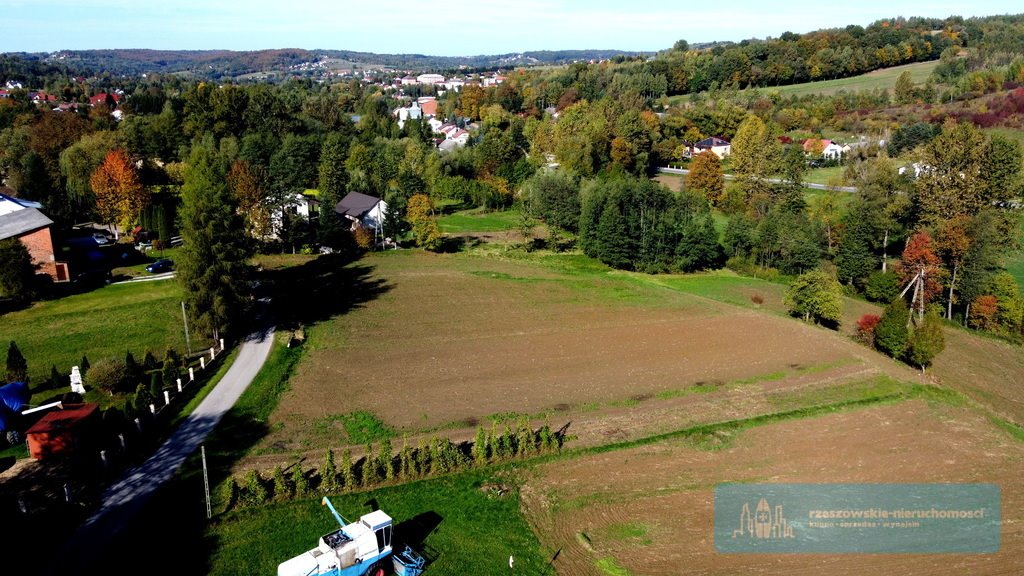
[897,230,946,323]
[90,149,149,235]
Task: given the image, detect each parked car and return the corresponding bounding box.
[145,259,174,273]
[92,232,112,245]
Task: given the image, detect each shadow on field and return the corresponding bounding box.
[262,253,391,329]
[395,510,444,551]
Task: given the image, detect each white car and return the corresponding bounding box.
[92,232,111,245]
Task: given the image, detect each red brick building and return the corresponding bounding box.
[0,193,66,282]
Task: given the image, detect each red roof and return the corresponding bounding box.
[26,403,99,434]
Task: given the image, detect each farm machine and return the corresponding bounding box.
[277,497,425,576]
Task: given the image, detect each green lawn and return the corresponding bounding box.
[207,472,548,576]
[1,280,198,390]
[667,60,940,105]
[437,208,521,233]
[803,166,846,186]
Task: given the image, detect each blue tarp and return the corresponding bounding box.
[0,381,29,432]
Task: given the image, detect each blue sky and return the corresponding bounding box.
[1,1,1021,55]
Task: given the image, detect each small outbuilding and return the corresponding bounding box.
[26,403,101,461]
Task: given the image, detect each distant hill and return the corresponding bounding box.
[2,48,650,80]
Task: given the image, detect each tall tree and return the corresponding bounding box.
[521,169,581,233]
[90,149,149,235]
[227,159,272,241]
[898,230,945,323]
[178,144,251,340]
[934,216,972,319]
[914,121,988,225]
[686,150,725,207]
[730,114,780,214]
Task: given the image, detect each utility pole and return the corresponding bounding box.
[181,301,192,356]
[202,444,212,519]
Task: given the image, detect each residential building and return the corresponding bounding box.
[0,193,65,282]
[335,192,388,230]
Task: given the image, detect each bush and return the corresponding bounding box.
[218,477,239,512]
[907,311,945,370]
[89,357,129,395]
[856,314,882,347]
[865,271,901,303]
[241,470,269,507]
[875,299,910,359]
[271,466,292,500]
[320,449,338,492]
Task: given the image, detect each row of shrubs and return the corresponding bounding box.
[220,420,564,511]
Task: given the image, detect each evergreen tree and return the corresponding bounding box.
[378,438,394,481]
[317,132,353,249]
[907,310,946,370]
[340,449,356,489]
[835,209,875,287]
[219,477,239,512]
[178,142,251,341]
[6,341,28,383]
[125,351,142,386]
[292,465,310,497]
[161,357,178,387]
[0,239,36,304]
[473,426,487,466]
[272,465,291,500]
[320,449,338,492]
[875,299,911,359]
[142,350,158,371]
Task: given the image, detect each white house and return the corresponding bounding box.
[693,137,731,159]
[394,101,422,129]
[416,73,445,85]
[335,192,388,230]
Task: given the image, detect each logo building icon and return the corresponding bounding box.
[733,497,795,539]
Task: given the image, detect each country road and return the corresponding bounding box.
[657,167,859,193]
[43,319,275,575]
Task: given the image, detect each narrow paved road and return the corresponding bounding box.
[43,320,274,575]
[657,167,859,193]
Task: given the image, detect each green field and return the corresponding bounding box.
[437,208,521,233]
[207,472,548,576]
[1,280,199,389]
[666,60,940,105]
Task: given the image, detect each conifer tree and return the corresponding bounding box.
[875,299,911,359]
[6,341,28,383]
[473,426,487,466]
[907,311,946,370]
[340,449,356,489]
[178,142,251,341]
[320,449,338,492]
[292,465,310,497]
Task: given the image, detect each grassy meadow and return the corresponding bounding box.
[2,280,195,390]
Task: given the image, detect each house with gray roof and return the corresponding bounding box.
[0,193,65,281]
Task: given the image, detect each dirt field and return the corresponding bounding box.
[521,399,1024,576]
[255,250,920,457]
